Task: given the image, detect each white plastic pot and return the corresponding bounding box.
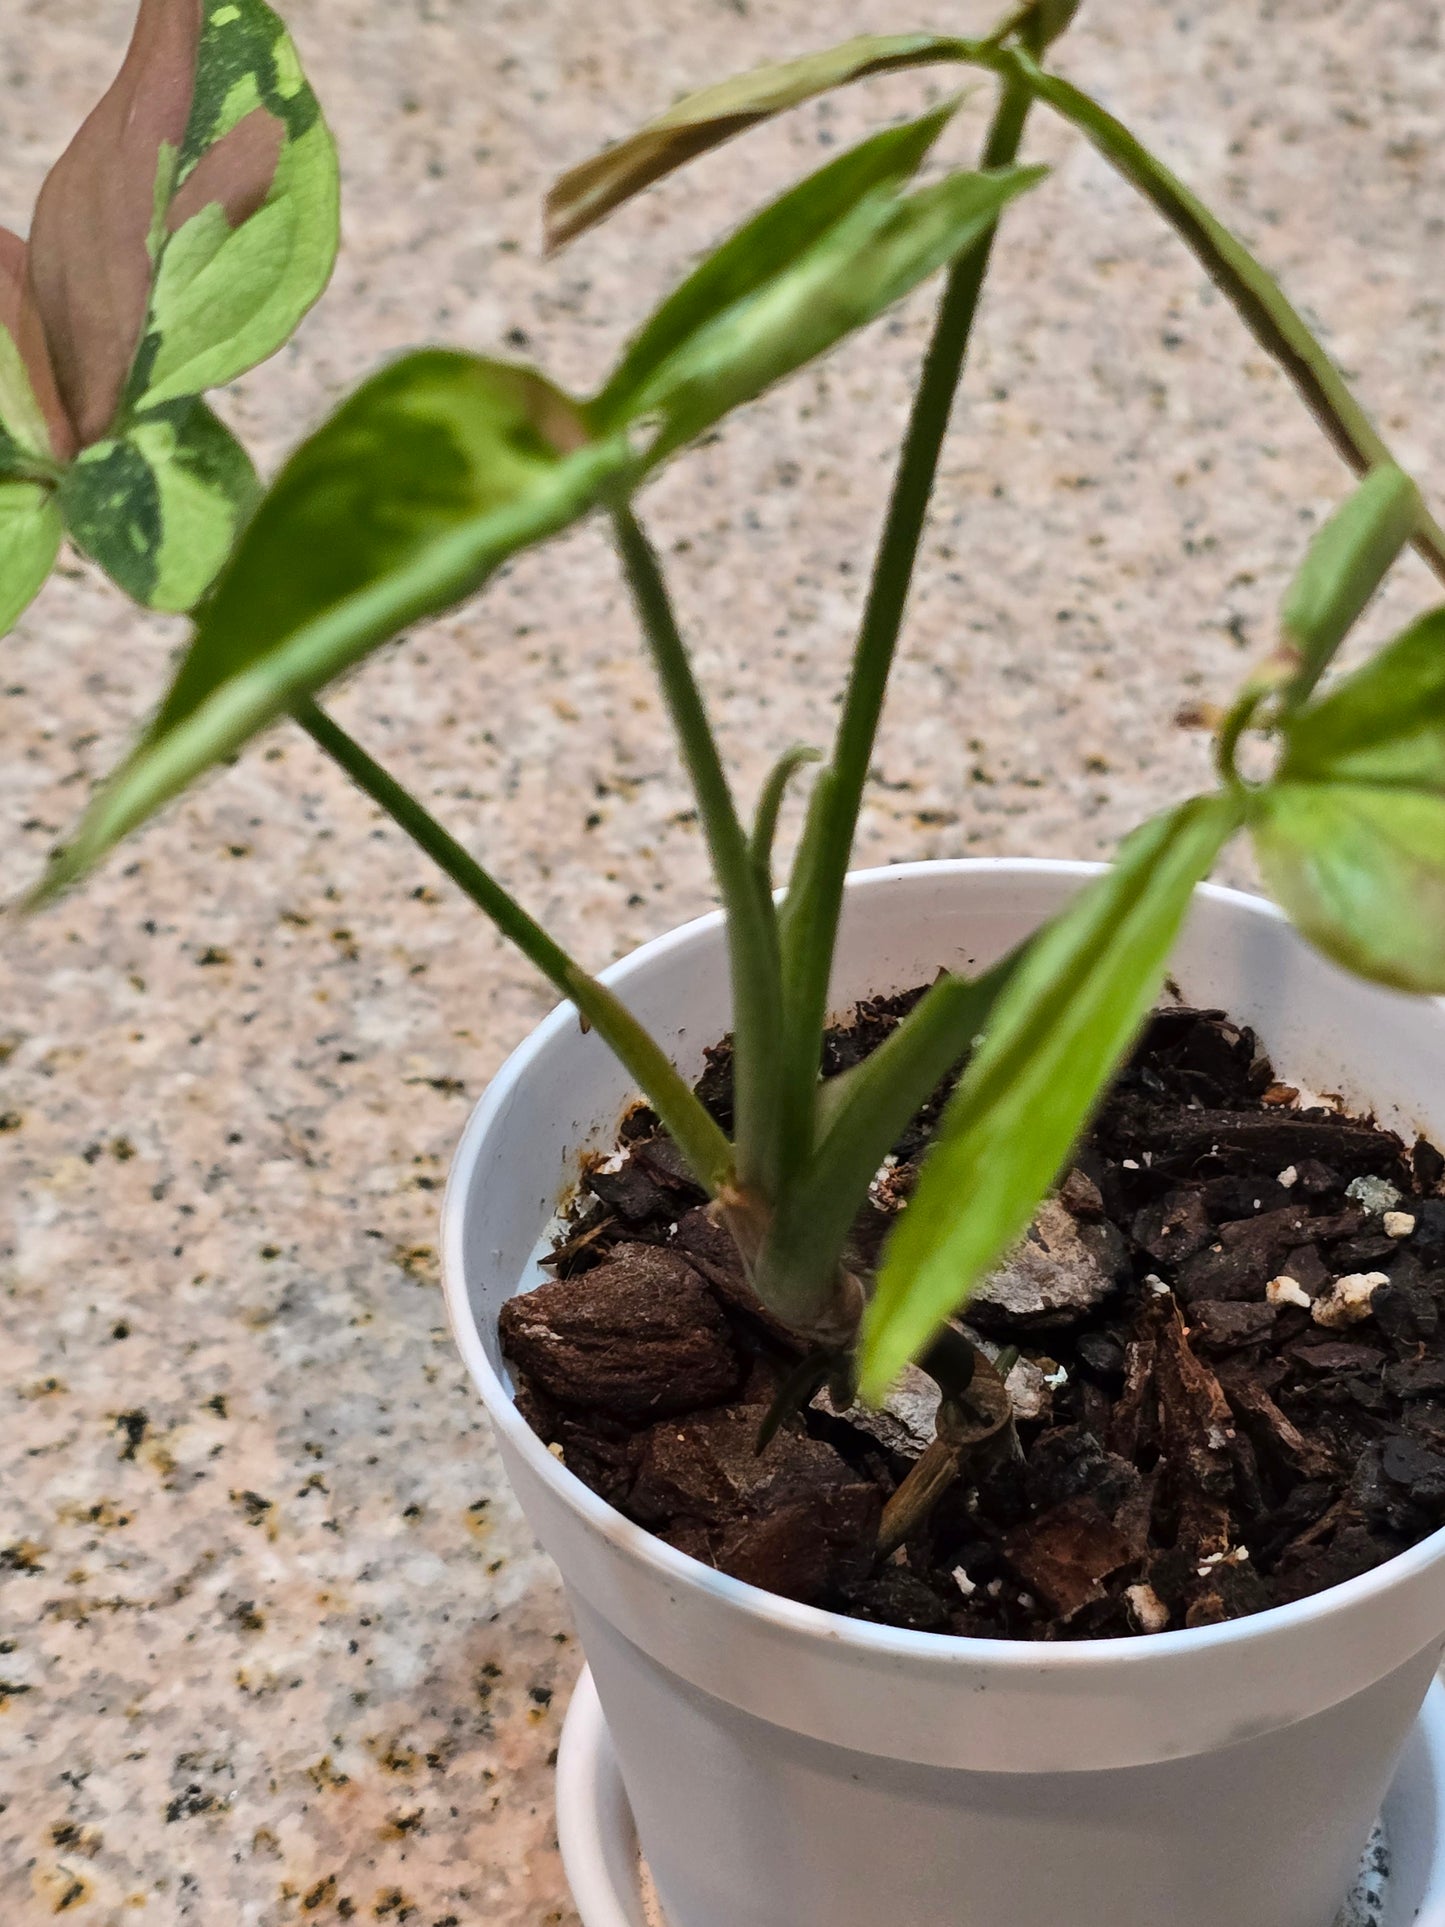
[554,1666,1445,1927]
[442,861,1445,1927]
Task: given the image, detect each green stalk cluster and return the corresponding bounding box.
[20,0,1445,1397]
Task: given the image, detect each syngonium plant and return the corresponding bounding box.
[9,0,1445,1432]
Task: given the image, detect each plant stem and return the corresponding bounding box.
[294,696,734,1193]
[611,502,785,1195]
[755,947,1024,1318]
[875,1350,1012,1556]
[776,72,1035,1163]
[750,744,821,884]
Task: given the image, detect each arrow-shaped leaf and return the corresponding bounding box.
[1249,605,1445,993]
[25,0,337,452]
[594,104,958,431]
[858,793,1243,1400]
[546,33,976,250]
[131,1,339,411]
[1280,465,1420,705]
[592,115,1044,462]
[26,0,201,449]
[32,352,632,899]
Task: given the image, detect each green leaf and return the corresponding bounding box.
[757,948,1025,1328]
[1000,47,1445,581]
[545,32,978,250]
[32,352,632,900]
[26,0,337,450]
[1280,464,1420,705]
[1247,605,1445,993]
[0,327,51,475]
[1251,784,1445,995]
[58,397,258,612]
[0,481,63,636]
[750,743,821,880]
[595,106,957,429]
[858,794,1242,1400]
[597,138,1045,462]
[1276,604,1445,792]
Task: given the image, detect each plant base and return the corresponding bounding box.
[556,1667,1445,1927]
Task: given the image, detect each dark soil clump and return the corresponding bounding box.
[499,996,1445,1640]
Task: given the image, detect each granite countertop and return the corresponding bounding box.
[2,1,1442,1920]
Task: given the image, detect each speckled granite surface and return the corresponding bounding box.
[2,1,1443,1920]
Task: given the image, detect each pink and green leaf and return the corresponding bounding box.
[26,0,202,449]
[23,0,337,455]
[129,1,339,411]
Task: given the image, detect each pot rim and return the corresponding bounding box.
[441,856,1445,1674]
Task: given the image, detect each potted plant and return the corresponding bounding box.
[6,3,1445,1924]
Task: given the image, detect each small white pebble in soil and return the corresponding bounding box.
[1122,1158,1140,1170]
[1196,1546,1249,1577]
[1313,1271,1390,1330]
[952,1566,976,1597]
[1278,1165,1299,1189]
[1125,1584,1170,1634]
[1043,1363,1069,1390]
[869,1154,906,1212]
[1145,1273,1170,1296]
[1266,1274,1312,1310]
[1346,1175,1403,1216]
[1384,1210,1417,1239]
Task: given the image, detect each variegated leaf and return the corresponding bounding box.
[0,481,63,635]
[25,0,337,453]
[33,353,631,899]
[59,397,258,611]
[27,0,201,449]
[131,0,340,409]
[546,33,975,250]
